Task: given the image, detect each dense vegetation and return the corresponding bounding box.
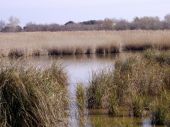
[0,31,170,58]
[84,50,170,125]
[0,62,68,127]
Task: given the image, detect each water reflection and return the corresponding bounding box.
[143,118,152,127]
[65,55,115,127]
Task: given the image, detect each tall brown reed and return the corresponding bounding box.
[0,61,68,127]
[0,31,169,57]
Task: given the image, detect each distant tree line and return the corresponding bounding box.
[1,14,170,32]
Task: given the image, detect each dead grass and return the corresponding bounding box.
[0,61,68,127]
[0,30,170,57]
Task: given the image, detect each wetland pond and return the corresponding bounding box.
[6,55,165,127]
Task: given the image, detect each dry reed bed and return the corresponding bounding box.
[0,30,170,57]
[0,61,68,127]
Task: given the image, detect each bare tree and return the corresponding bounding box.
[164,14,170,23]
[132,16,161,30]
[0,20,5,31]
[8,16,20,27]
[1,17,22,32]
[115,19,130,30]
[103,18,114,30]
[163,14,170,29]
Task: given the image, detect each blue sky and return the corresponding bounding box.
[0,0,170,25]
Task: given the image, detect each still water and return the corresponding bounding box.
[6,55,165,127]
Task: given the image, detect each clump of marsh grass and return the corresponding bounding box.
[122,43,152,52]
[109,45,120,53]
[155,53,170,65]
[47,47,74,56]
[95,47,105,54]
[32,50,41,56]
[76,84,86,114]
[75,48,84,55]
[131,96,145,117]
[88,69,119,116]
[152,105,169,125]
[48,48,62,56]
[151,104,168,125]
[151,94,169,125]
[108,92,118,116]
[164,67,170,89]
[87,77,103,109]
[76,84,87,126]
[144,50,170,65]
[85,48,94,54]
[87,50,170,124]
[87,70,114,109]
[61,48,74,55]
[0,51,6,58]
[112,57,137,105]
[115,54,166,97]
[154,42,170,51]
[114,54,169,120]
[8,49,24,58]
[0,61,68,127]
[95,45,120,55]
[143,50,170,89]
